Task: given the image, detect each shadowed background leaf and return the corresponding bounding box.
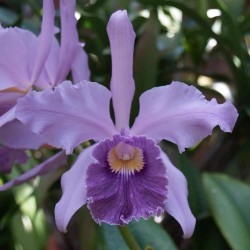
[203,173,250,250]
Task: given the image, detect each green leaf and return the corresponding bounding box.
[35,167,65,208]
[134,10,159,93]
[132,10,160,123]
[240,12,250,34]
[138,0,239,77]
[214,0,247,61]
[219,0,245,18]
[203,173,250,250]
[77,14,110,85]
[182,23,209,65]
[100,219,177,250]
[77,0,109,12]
[0,7,19,26]
[193,217,231,250]
[10,212,41,250]
[178,155,208,217]
[195,0,208,18]
[128,219,178,250]
[105,0,131,10]
[99,224,129,250]
[138,0,166,6]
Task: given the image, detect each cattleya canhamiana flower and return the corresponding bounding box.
[0,0,89,173]
[1,10,238,238]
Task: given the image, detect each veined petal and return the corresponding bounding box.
[54,0,78,84]
[71,44,90,83]
[16,81,117,154]
[0,146,28,174]
[131,82,238,152]
[107,10,135,130]
[31,0,55,84]
[55,145,96,232]
[161,152,196,238]
[0,151,66,191]
[0,119,45,149]
[86,134,167,225]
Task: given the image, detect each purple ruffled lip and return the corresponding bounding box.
[86,134,168,225]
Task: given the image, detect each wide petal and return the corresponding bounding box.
[0,151,67,191]
[55,145,96,232]
[0,119,45,149]
[86,135,168,225]
[16,81,117,154]
[161,152,196,238]
[131,82,238,152]
[107,10,136,130]
[71,44,90,83]
[0,146,28,174]
[53,0,78,84]
[0,28,37,90]
[31,0,55,84]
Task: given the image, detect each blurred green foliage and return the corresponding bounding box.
[0,0,250,249]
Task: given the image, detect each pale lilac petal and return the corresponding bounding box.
[34,38,60,89]
[0,146,28,174]
[0,92,24,115]
[86,135,168,225]
[131,82,238,152]
[16,81,117,154]
[46,38,60,84]
[0,151,67,191]
[107,10,136,130]
[71,44,90,83]
[45,38,60,84]
[0,119,45,149]
[55,145,96,232]
[161,152,196,238]
[0,28,37,90]
[31,0,55,84]
[54,0,78,84]
[0,106,16,127]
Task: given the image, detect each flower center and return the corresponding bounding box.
[107,141,144,175]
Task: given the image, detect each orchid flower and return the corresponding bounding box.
[0,0,89,172]
[5,10,237,238]
[0,0,89,138]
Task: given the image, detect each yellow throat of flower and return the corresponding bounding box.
[0,86,29,94]
[107,141,144,175]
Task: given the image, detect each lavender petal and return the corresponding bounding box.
[131,81,238,152]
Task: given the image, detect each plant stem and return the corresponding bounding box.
[118,226,141,250]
